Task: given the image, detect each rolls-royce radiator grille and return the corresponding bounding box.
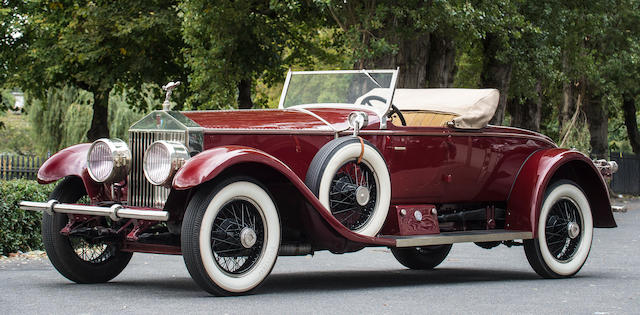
[128,130,186,208]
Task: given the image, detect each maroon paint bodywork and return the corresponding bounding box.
[173,145,394,247]
[37,143,90,184]
[37,106,615,252]
[506,148,616,232]
[36,143,105,200]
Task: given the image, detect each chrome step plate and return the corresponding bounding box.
[383,230,533,247]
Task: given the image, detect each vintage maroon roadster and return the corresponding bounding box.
[20,69,618,295]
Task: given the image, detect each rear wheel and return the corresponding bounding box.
[391,244,452,270]
[181,177,280,296]
[524,180,593,278]
[42,177,132,283]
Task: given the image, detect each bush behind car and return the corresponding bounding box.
[0,179,54,255]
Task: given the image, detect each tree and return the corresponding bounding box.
[596,0,640,154]
[181,0,323,109]
[317,0,470,88]
[2,0,185,141]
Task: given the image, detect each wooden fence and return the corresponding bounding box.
[610,152,640,195]
[0,155,45,180]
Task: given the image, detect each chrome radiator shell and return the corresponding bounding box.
[128,130,186,208]
[127,110,203,209]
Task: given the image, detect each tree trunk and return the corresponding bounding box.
[560,56,574,130]
[481,34,512,126]
[363,34,430,89]
[237,78,253,109]
[427,34,456,88]
[86,88,110,141]
[622,92,640,154]
[584,90,608,158]
[509,81,543,132]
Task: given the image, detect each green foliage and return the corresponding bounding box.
[2,0,640,154]
[181,0,324,109]
[0,90,15,113]
[27,86,92,154]
[0,179,54,255]
[3,0,186,139]
[27,86,155,154]
[0,117,36,155]
[108,89,147,141]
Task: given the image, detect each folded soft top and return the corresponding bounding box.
[358,88,500,129]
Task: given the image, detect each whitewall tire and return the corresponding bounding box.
[182,177,280,296]
[306,137,391,237]
[524,180,593,278]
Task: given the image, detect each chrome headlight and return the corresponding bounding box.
[143,141,190,186]
[87,138,131,183]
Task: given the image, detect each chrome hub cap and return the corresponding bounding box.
[240,227,257,249]
[355,186,370,206]
[567,221,580,239]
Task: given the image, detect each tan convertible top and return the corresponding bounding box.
[357,88,500,129]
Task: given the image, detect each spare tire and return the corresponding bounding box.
[305,136,391,237]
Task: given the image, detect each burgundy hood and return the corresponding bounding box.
[182,108,380,131]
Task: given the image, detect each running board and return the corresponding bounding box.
[383,230,533,247]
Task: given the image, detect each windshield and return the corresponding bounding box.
[279,70,398,113]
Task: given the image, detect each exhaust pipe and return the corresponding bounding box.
[19,200,169,221]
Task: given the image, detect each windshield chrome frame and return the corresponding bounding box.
[278,69,399,129]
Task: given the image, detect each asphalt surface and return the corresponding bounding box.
[1,201,639,315]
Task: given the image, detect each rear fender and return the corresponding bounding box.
[506,148,616,235]
[172,145,394,247]
[37,143,103,198]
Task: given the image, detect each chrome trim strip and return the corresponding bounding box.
[195,128,555,145]
[201,128,337,135]
[18,201,170,221]
[388,230,533,247]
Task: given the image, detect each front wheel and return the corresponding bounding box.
[181,177,281,296]
[524,180,593,278]
[391,244,452,270]
[42,177,132,283]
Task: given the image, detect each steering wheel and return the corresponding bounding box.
[359,95,407,126]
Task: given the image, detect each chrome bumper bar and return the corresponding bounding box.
[19,200,169,221]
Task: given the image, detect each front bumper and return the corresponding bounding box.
[19,200,169,221]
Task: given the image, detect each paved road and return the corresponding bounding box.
[1,201,639,315]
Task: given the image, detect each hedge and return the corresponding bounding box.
[0,179,54,255]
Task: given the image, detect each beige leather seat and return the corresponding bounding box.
[391,111,458,127]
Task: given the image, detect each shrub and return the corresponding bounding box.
[0,179,54,255]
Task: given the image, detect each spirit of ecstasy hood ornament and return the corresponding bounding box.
[162,81,181,111]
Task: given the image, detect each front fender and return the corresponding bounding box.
[506,148,616,234]
[37,143,91,184]
[172,145,394,247]
[36,143,103,199]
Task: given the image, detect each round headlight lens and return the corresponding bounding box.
[87,138,131,183]
[143,141,190,186]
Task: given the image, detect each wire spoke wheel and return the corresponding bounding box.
[42,177,132,284]
[524,180,593,278]
[69,237,113,263]
[545,198,582,262]
[182,178,280,296]
[306,137,391,237]
[210,199,265,275]
[329,160,377,230]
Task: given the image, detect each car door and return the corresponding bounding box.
[384,126,449,204]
